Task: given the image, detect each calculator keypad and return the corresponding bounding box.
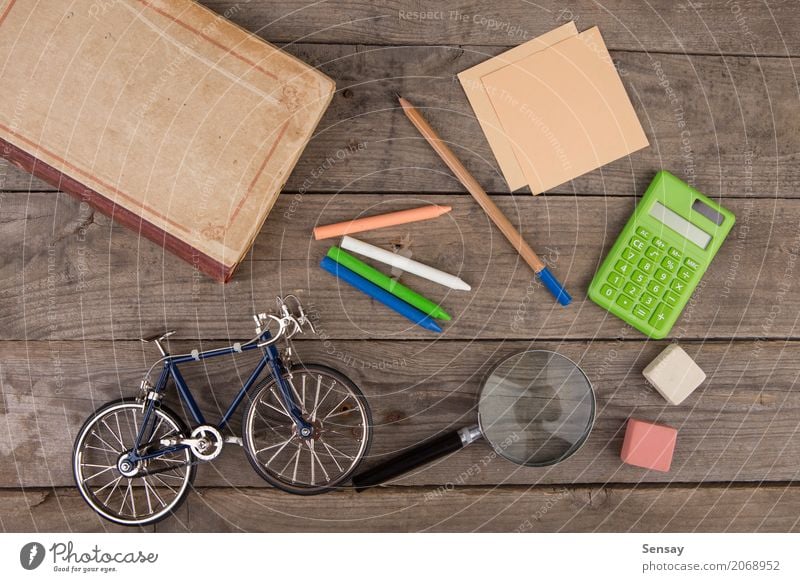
[598,235,700,333]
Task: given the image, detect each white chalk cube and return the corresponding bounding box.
[643,344,706,405]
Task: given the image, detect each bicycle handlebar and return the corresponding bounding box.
[253,295,314,345]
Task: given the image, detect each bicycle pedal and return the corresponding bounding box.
[224,436,243,447]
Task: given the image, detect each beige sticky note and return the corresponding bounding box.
[457,22,578,192]
[483,27,649,194]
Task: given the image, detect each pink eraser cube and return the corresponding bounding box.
[620,418,677,472]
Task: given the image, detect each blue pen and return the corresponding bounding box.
[320,257,443,333]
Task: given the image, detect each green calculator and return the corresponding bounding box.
[589,171,735,339]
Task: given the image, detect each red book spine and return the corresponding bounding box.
[1,136,234,283]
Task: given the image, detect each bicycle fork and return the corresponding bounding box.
[263,343,314,438]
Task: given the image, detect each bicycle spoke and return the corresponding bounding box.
[310,375,322,421]
[309,443,330,482]
[155,469,187,480]
[256,435,294,456]
[127,409,139,445]
[114,413,124,444]
[151,416,165,442]
[312,381,335,420]
[119,481,131,515]
[84,465,115,481]
[102,476,123,506]
[321,441,355,461]
[152,474,178,494]
[264,437,294,467]
[321,396,353,420]
[129,481,137,517]
[102,419,124,449]
[292,445,302,483]
[91,430,121,454]
[154,457,185,465]
[261,393,290,418]
[309,442,316,485]
[95,475,122,497]
[141,478,153,515]
[84,444,117,455]
[321,441,344,472]
[279,445,301,476]
[144,478,167,508]
[301,375,307,412]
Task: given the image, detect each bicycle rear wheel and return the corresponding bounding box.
[243,364,372,494]
[72,398,195,526]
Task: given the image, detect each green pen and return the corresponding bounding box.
[327,247,452,321]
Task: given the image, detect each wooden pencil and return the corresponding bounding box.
[397,95,571,305]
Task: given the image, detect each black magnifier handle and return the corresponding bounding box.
[352,426,482,491]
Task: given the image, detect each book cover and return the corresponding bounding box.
[0,0,335,282]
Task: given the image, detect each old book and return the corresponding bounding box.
[0,0,334,282]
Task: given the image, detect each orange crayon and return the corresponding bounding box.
[313,204,451,240]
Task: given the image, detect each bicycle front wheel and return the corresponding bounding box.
[243,364,372,494]
[72,399,195,526]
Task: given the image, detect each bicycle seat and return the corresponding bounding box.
[140,330,177,343]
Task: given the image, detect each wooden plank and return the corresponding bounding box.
[3,340,800,488]
[3,485,800,532]
[202,1,800,55]
[2,47,798,197]
[1,192,796,341]
[0,489,149,532]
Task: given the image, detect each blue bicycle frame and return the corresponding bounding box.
[128,330,313,464]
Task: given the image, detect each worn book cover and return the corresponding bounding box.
[0,0,335,282]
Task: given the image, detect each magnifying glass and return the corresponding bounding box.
[352,350,595,490]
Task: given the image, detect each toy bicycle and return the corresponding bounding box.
[72,296,372,526]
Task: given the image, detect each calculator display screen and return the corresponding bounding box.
[649,202,712,249]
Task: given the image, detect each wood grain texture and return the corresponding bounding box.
[201,0,800,55]
[4,485,800,533]
[3,340,799,488]
[1,192,794,341]
[2,46,798,197]
[2,0,798,533]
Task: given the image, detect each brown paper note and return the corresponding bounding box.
[457,22,578,192]
[482,26,649,194]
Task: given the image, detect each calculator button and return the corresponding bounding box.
[647,280,664,295]
[638,258,654,273]
[668,247,682,260]
[661,257,678,272]
[670,279,687,294]
[616,294,634,310]
[684,257,700,270]
[636,226,651,240]
[621,247,639,262]
[630,236,647,252]
[599,284,616,299]
[623,282,641,298]
[644,246,662,261]
[640,292,657,307]
[677,267,693,282]
[606,272,623,288]
[633,304,650,320]
[615,260,633,275]
[648,303,673,330]
[654,269,670,283]
[663,291,680,306]
[652,237,667,250]
[631,270,647,285]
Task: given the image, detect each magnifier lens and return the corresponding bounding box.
[479,351,595,466]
